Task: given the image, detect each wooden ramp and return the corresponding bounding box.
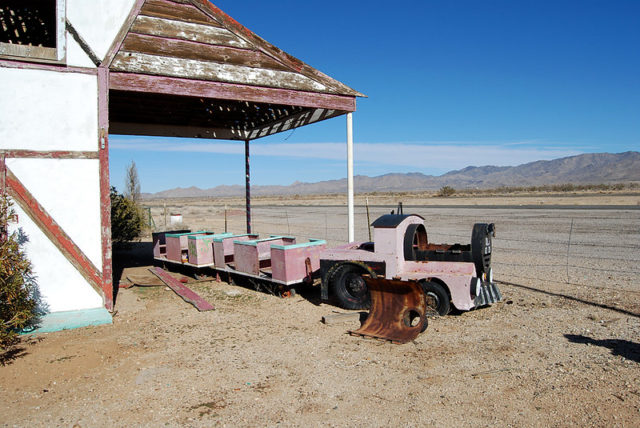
[149,267,214,312]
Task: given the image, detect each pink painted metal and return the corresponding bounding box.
[152,230,189,258]
[320,214,501,312]
[187,234,216,265]
[212,233,258,267]
[233,236,296,275]
[165,231,211,263]
[270,240,327,284]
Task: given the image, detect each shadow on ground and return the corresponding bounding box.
[565,334,640,363]
[0,346,28,366]
[497,280,640,318]
[112,242,154,304]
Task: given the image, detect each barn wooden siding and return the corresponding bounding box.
[109,0,361,141]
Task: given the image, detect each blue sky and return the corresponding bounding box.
[110,0,640,193]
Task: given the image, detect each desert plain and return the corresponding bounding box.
[1,190,639,427]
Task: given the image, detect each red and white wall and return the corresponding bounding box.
[0,0,137,332]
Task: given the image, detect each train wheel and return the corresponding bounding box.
[421,281,450,316]
[330,264,371,310]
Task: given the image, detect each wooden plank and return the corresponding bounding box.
[0,43,58,62]
[130,15,250,49]
[190,0,364,97]
[0,59,98,75]
[111,52,328,93]
[121,33,290,72]
[0,150,98,159]
[322,312,363,325]
[109,73,356,111]
[98,66,113,311]
[246,108,345,140]
[0,154,5,193]
[109,121,249,140]
[140,0,223,27]
[5,168,105,301]
[149,267,214,311]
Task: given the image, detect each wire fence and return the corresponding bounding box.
[145,202,640,294]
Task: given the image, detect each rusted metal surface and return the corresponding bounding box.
[149,267,214,311]
[349,277,427,344]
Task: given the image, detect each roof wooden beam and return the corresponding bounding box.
[109,72,356,112]
[109,121,249,140]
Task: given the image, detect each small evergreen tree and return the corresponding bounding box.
[0,194,39,349]
[110,187,145,245]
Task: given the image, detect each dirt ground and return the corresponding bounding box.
[1,193,639,427]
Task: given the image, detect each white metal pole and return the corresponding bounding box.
[347,112,354,242]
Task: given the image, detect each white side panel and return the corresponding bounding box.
[65,31,97,68]
[0,68,98,151]
[67,0,136,61]
[7,158,103,271]
[10,204,103,313]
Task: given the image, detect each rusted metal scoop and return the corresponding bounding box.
[349,277,427,344]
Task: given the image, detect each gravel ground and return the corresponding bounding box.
[1,198,639,427]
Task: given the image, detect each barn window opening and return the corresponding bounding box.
[0,0,65,63]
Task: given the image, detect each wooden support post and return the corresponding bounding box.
[98,66,113,311]
[347,112,354,242]
[245,139,251,234]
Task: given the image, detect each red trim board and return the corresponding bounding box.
[150,267,214,311]
[5,168,105,301]
[98,66,113,311]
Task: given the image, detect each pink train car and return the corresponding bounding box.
[233,236,296,276]
[187,233,232,266]
[212,233,259,268]
[165,231,212,263]
[270,239,327,284]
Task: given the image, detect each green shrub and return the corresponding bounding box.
[437,186,456,197]
[110,186,145,246]
[1,195,39,349]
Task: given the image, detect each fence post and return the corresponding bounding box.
[566,218,574,283]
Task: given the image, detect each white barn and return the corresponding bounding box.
[0,0,362,332]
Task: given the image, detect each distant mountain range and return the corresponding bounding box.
[142,151,640,199]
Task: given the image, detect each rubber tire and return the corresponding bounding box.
[330,264,371,310]
[421,281,450,316]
